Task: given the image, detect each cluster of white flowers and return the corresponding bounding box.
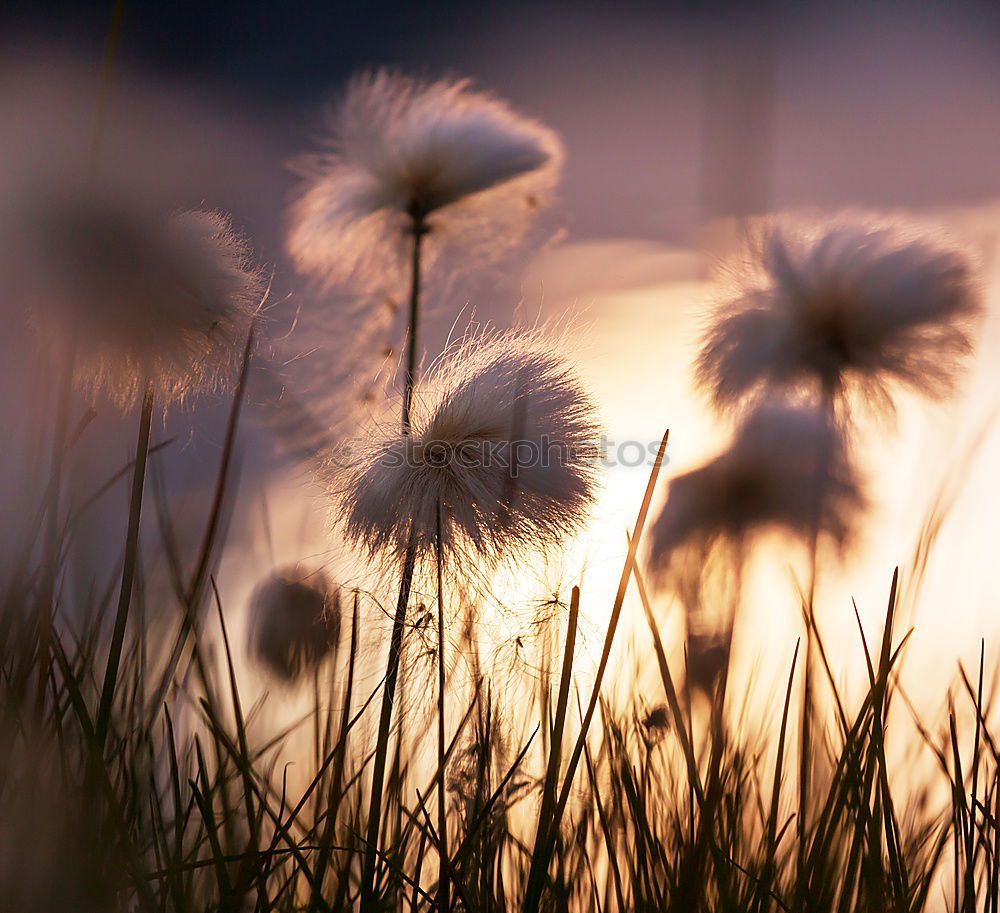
[6,59,987,740]
[648,212,982,696]
[651,212,982,582]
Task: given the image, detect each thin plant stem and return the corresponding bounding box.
[797,385,836,897]
[35,0,125,714]
[88,0,127,179]
[531,585,581,887]
[185,328,257,607]
[361,534,417,912]
[311,594,358,913]
[627,535,704,805]
[150,327,255,712]
[96,380,154,747]
[37,0,125,716]
[706,542,745,793]
[37,342,77,711]
[435,500,450,913]
[360,212,427,912]
[402,215,427,434]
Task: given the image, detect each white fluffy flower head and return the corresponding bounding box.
[698,214,982,414]
[286,71,563,291]
[334,330,599,570]
[649,400,865,580]
[16,188,263,406]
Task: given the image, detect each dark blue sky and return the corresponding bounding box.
[20,0,995,105]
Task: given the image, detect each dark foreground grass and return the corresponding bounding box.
[2,390,998,913]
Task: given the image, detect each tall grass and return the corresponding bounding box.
[1,35,992,913]
[3,365,1000,913]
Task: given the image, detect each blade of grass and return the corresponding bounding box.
[212,576,271,910]
[522,428,668,913]
[529,585,580,890]
[361,533,417,911]
[152,326,256,709]
[757,640,800,913]
[96,382,154,747]
[435,499,450,913]
[628,531,704,805]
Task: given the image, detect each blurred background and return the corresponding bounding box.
[4,0,1000,724]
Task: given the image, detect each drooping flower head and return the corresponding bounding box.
[286,71,564,292]
[697,214,982,415]
[649,400,865,582]
[335,329,599,570]
[12,186,263,407]
[247,565,342,681]
[684,629,731,698]
[642,704,670,738]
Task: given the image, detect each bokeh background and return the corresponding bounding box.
[4,0,1000,726]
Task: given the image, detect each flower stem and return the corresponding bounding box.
[88,0,127,179]
[361,535,417,912]
[435,500,450,913]
[402,216,427,434]
[530,585,580,902]
[796,386,835,897]
[359,213,428,911]
[96,380,154,748]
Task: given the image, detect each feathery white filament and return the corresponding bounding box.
[286,71,563,293]
[649,400,864,578]
[698,214,982,413]
[335,330,599,570]
[14,189,262,406]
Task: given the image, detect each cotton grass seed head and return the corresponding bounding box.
[697,214,982,415]
[335,330,599,571]
[286,70,563,292]
[247,565,341,681]
[16,188,263,407]
[649,400,865,580]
